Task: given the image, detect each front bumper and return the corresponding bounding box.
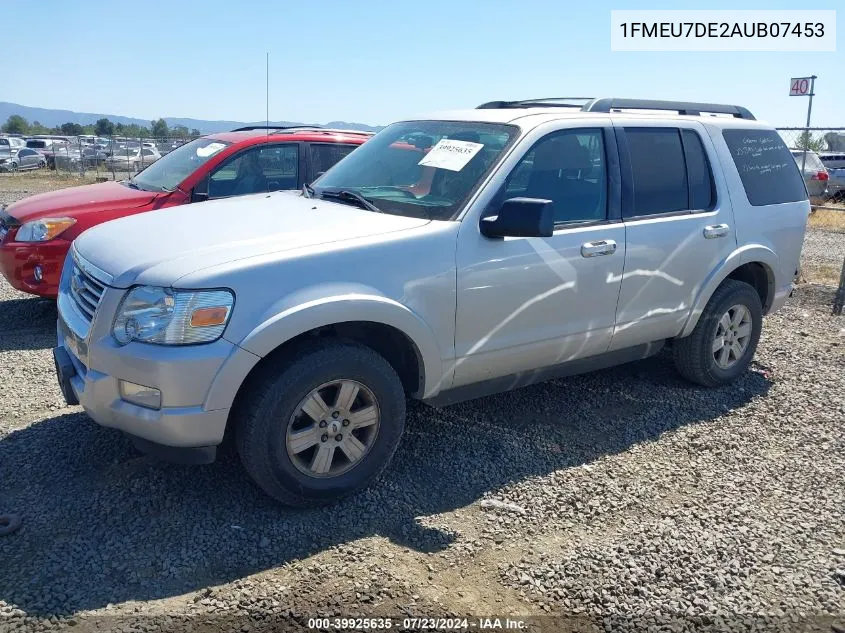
[54,282,260,450]
[0,237,69,297]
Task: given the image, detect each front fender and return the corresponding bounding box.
[678,244,778,338]
[234,293,444,399]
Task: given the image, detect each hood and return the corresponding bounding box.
[4,181,157,223]
[74,191,431,287]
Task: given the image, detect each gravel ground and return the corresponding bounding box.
[0,178,843,632]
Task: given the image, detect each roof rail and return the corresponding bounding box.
[230,125,323,132]
[477,97,593,109]
[582,98,755,120]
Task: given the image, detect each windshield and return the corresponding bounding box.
[312,121,518,220]
[131,137,230,191]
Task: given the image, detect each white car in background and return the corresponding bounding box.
[105,146,162,171]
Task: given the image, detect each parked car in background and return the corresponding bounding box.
[790,149,829,198]
[105,147,162,172]
[0,127,371,296]
[82,146,109,165]
[818,152,845,201]
[0,136,27,158]
[26,138,71,168]
[49,98,808,506]
[0,147,48,172]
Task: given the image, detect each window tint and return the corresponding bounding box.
[723,129,806,206]
[208,144,299,198]
[18,149,35,157]
[681,130,715,209]
[310,143,357,177]
[505,129,607,224]
[625,128,687,216]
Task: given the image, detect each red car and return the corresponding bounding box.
[0,127,372,297]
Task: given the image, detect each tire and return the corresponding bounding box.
[234,340,406,506]
[674,279,763,387]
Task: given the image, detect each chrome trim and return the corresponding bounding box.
[58,290,92,341]
[71,244,114,286]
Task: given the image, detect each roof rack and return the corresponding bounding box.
[230,125,323,132]
[477,97,593,110]
[582,98,755,120]
[476,97,755,120]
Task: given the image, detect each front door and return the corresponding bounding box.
[453,124,625,388]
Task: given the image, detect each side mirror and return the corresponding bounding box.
[480,197,554,238]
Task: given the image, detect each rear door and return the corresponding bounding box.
[610,121,736,351]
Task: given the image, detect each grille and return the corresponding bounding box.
[69,259,106,322]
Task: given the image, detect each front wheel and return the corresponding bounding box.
[234,340,406,506]
[674,279,763,387]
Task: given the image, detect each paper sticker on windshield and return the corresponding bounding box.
[196,142,226,158]
[418,139,484,172]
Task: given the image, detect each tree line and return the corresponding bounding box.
[1,114,201,139]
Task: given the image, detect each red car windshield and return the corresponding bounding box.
[131,137,231,192]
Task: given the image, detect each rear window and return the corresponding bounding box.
[723,129,806,206]
[26,140,47,149]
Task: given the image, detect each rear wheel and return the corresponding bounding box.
[234,340,406,506]
[674,279,763,387]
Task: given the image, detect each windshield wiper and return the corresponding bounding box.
[125,179,141,190]
[319,189,382,213]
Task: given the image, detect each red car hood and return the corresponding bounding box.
[3,181,158,223]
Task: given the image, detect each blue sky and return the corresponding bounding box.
[1,0,841,127]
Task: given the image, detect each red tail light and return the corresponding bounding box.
[812,171,829,181]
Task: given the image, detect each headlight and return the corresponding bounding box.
[112,286,234,346]
[16,217,77,242]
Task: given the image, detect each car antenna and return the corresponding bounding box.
[266,52,270,144]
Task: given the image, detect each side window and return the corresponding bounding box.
[258,144,299,191]
[310,143,357,178]
[624,128,687,216]
[722,129,806,206]
[505,129,608,224]
[208,144,299,198]
[681,129,715,210]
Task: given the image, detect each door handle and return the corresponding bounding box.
[703,224,730,239]
[581,239,617,258]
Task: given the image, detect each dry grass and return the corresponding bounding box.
[808,205,845,232]
[801,261,844,286]
[0,170,109,193]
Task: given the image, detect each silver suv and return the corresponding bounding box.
[53,98,809,506]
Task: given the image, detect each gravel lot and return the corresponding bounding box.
[0,179,843,632]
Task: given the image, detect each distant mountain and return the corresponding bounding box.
[0,102,382,134]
